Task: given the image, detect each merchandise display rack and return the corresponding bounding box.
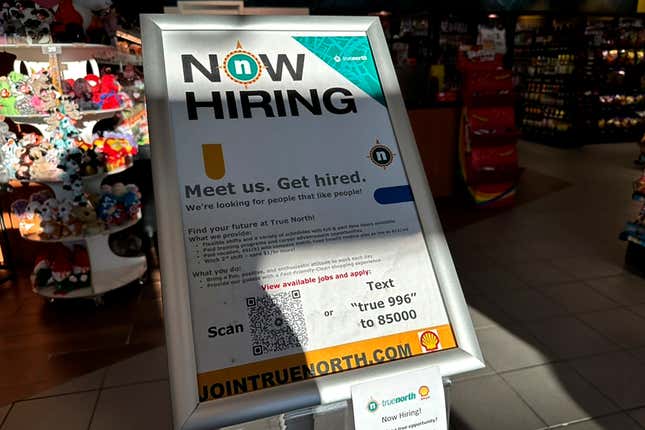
[620,167,645,268]
[513,17,581,146]
[457,48,520,208]
[513,15,644,145]
[1,43,146,303]
[581,18,645,143]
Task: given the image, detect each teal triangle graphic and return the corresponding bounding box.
[293,36,386,107]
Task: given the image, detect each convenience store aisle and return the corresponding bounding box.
[2,141,645,429]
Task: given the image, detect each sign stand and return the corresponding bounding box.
[142,15,483,430]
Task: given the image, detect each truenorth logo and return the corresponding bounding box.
[222,41,263,86]
[180,41,357,121]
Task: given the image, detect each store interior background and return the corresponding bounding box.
[1,0,645,429]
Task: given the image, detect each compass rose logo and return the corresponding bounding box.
[222,41,263,87]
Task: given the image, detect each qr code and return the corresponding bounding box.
[246,290,308,356]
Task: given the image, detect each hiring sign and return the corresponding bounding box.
[142,15,483,430]
[351,367,447,430]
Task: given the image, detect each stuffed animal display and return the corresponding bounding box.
[0,70,131,115]
[11,182,141,240]
[11,191,81,240]
[32,244,91,294]
[0,91,136,183]
[96,182,141,227]
[1,0,115,45]
[0,1,55,44]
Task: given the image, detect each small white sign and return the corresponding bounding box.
[351,367,447,430]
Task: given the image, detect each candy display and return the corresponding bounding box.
[458,48,519,208]
[32,244,91,295]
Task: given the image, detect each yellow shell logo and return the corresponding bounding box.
[418,385,430,398]
[420,330,440,352]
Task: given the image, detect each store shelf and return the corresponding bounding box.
[32,284,95,299]
[96,52,143,66]
[31,255,146,299]
[29,163,132,186]
[91,254,146,296]
[4,107,125,124]
[21,211,142,243]
[0,43,114,62]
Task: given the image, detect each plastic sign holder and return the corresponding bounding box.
[141,14,483,430]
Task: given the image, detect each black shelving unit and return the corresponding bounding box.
[580,17,645,143]
[512,16,584,146]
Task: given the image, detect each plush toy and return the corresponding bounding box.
[30,156,62,181]
[62,78,75,98]
[29,71,58,113]
[96,185,127,226]
[84,1,116,45]
[2,2,55,44]
[71,202,102,234]
[38,197,62,239]
[14,134,47,180]
[32,253,53,288]
[124,183,141,218]
[0,123,19,180]
[59,98,82,120]
[78,141,103,176]
[72,77,97,110]
[95,74,121,109]
[31,88,58,114]
[96,191,115,223]
[51,0,84,42]
[50,251,73,293]
[0,76,18,116]
[11,198,42,237]
[85,74,100,101]
[57,199,75,237]
[9,71,36,115]
[71,244,91,287]
[29,70,55,95]
[95,133,137,171]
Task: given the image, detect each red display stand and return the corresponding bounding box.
[457,47,520,207]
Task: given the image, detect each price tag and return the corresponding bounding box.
[351,367,447,430]
[41,45,61,55]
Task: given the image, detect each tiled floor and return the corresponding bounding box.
[0,268,165,407]
[2,141,645,429]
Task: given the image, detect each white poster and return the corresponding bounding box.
[351,367,447,430]
[159,30,457,402]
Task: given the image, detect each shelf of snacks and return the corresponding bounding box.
[582,17,645,143]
